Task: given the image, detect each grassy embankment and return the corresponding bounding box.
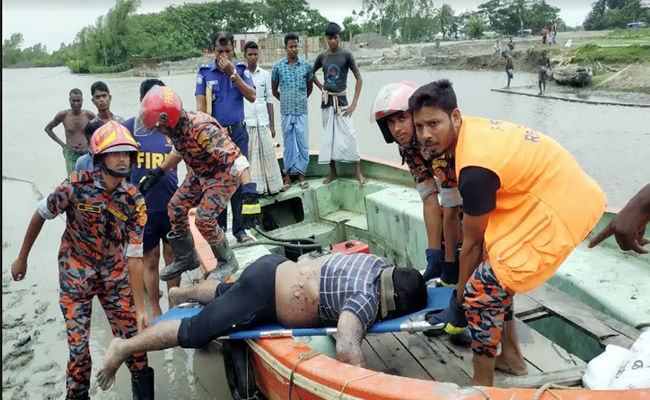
[525,28,650,92]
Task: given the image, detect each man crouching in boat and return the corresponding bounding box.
[136,86,261,283]
[11,121,154,400]
[371,82,462,288]
[410,80,606,386]
[96,253,427,389]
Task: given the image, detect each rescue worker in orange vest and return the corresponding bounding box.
[370,82,462,287]
[411,80,606,386]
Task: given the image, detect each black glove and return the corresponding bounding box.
[241,183,261,229]
[425,289,468,335]
[422,248,443,282]
[439,261,459,287]
[138,167,164,196]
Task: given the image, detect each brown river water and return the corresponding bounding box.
[2,66,649,399]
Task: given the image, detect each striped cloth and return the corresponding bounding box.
[247,124,284,195]
[318,253,390,331]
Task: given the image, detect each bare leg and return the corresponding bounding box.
[471,354,496,386]
[97,320,181,390]
[355,161,368,184]
[143,245,163,319]
[442,207,460,262]
[162,242,180,309]
[168,279,219,305]
[495,319,528,375]
[538,78,543,95]
[323,161,338,184]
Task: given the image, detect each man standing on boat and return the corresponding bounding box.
[11,121,154,399]
[124,79,180,319]
[244,40,285,195]
[44,88,96,175]
[137,86,261,283]
[411,80,606,386]
[313,22,367,185]
[371,82,462,289]
[272,33,314,190]
[195,31,257,244]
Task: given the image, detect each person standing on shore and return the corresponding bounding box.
[44,88,96,175]
[542,26,549,45]
[537,51,551,95]
[244,41,284,195]
[11,121,154,399]
[124,79,180,319]
[271,33,314,190]
[550,21,558,45]
[505,53,514,88]
[195,31,257,244]
[313,22,367,185]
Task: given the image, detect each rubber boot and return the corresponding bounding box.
[160,231,201,281]
[439,261,459,287]
[207,239,239,282]
[131,367,154,400]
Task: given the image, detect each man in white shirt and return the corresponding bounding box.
[244,41,284,195]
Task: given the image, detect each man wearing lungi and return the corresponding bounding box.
[313,22,367,185]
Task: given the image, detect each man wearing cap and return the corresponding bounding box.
[196,31,257,244]
[96,252,427,389]
[11,121,154,399]
[137,86,261,284]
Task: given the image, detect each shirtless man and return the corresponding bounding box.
[538,51,551,95]
[96,253,427,389]
[44,88,96,175]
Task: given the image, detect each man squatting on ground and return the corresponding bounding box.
[96,252,427,390]
[410,80,606,386]
[136,86,261,284]
[12,121,155,399]
[44,88,96,175]
[313,22,367,185]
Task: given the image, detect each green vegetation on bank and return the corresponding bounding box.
[3,0,329,72]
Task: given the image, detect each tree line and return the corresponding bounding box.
[3,0,329,72]
[584,0,650,30]
[345,0,565,42]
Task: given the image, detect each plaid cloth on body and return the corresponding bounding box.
[318,253,390,331]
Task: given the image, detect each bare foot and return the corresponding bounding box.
[323,173,338,185]
[495,353,528,376]
[97,338,127,390]
[356,173,368,185]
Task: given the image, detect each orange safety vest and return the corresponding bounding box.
[455,117,606,292]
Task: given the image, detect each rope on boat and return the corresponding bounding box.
[532,383,580,400]
[459,386,490,399]
[337,372,382,400]
[287,350,320,400]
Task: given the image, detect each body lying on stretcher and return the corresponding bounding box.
[154,252,450,364]
[96,252,453,390]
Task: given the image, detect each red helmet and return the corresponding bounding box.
[371,81,419,144]
[91,120,139,155]
[139,85,182,129]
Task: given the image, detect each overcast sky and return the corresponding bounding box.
[3,0,593,51]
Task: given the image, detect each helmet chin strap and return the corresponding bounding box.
[101,165,131,178]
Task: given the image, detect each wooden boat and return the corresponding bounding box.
[186,153,649,400]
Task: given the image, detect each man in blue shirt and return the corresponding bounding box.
[196,31,256,243]
[271,33,314,190]
[75,119,105,173]
[124,79,180,319]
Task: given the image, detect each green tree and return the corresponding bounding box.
[466,14,487,38]
[435,4,456,39]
